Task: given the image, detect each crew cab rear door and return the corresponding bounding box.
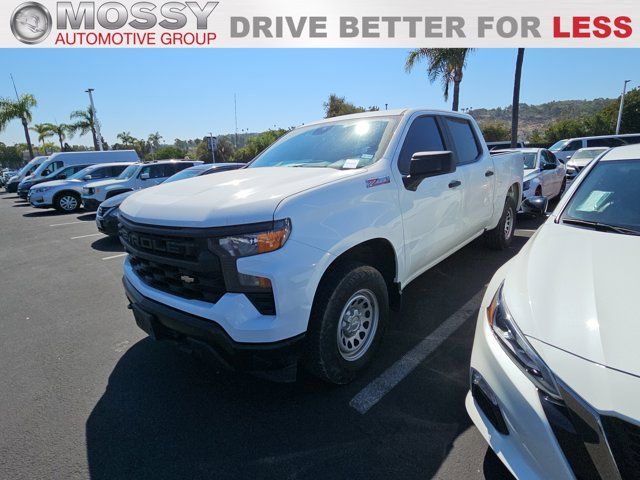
[395,114,464,283]
[440,116,495,236]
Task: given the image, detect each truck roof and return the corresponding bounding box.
[302,108,474,127]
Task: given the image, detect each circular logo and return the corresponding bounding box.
[10,2,52,45]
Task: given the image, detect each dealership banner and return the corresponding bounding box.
[2,0,637,48]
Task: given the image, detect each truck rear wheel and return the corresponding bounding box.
[484,196,516,250]
[305,261,389,384]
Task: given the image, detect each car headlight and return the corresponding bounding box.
[522,180,531,191]
[487,283,561,400]
[211,219,292,258]
[32,186,51,193]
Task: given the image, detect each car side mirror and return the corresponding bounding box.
[541,163,556,170]
[56,173,67,179]
[404,151,455,191]
[521,196,548,217]
[140,172,150,180]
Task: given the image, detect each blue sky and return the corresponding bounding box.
[0,48,637,146]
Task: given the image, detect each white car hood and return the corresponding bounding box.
[36,179,82,189]
[523,169,538,181]
[504,221,640,377]
[86,178,128,189]
[120,166,360,227]
[568,158,592,168]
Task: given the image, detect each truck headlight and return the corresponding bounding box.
[212,219,292,258]
[487,283,561,400]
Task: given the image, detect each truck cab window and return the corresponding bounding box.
[443,117,481,165]
[398,116,445,175]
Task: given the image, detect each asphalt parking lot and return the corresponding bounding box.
[0,192,549,480]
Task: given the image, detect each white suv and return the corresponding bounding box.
[119,109,523,383]
[81,160,201,210]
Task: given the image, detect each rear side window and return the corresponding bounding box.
[443,117,481,165]
[109,165,128,177]
[172,162,193,174]
[398,116,445,175]
[89,167,109,179]
[565,140,583,151]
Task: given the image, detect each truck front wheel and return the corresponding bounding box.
[305,262,389,384]
[484,196,516,250]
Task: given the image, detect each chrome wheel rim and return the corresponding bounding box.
[337,289,379,361]
[504,208,514,239]
[60,195,77,211]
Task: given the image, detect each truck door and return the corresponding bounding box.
[396,115,464,282]
[441,116,495,237]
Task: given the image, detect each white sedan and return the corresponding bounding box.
[565,147,609,180]
[466,144,640,479]
[519,148,567,200]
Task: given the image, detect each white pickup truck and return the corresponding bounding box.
[119,109,523,383]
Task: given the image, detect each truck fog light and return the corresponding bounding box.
[238,273,272,289]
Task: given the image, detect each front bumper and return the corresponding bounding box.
[17,188,30,199]
[123,276,304,381]
[96,212,119,236]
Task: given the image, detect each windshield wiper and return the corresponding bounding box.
[562,217,640,236]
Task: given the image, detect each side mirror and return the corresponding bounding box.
[84,175,92,180]
[140,172,150,180]
[56,173,67,179]
[521,196,548,217]
[404,151,455,191]
[541,162,556,170]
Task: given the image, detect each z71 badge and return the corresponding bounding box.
[365,176,391,188]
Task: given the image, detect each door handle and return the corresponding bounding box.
[485,170,494,177]
[448,180,462,189]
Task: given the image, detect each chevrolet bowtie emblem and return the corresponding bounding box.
[180,275,195,284]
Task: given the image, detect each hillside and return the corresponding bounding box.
[469,98,616,139]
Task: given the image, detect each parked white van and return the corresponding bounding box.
[4,156,48,193]
[30,150,140,182]
[549,134,640,163]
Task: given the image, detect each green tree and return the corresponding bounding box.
[480,122,511,142]
[117,131,135,147]
[154,146,186,160]
[599,87,640,134]
[405,48,473,111]
[0,142,22,168]
[30,123,54,154]
[0,94,37,159]
[69,106,99,150]
[511,48,525,147]
[233,129,289,162]
[323,94,379,118]
[43,123,72,150]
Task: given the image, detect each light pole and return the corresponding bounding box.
[616,80,631,135]
[85,88,103,151]
[209,133,217,163]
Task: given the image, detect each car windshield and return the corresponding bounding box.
[163,167,205,184]
[18,162,38,176]
[549,140,568,152]
[572,149,607,161]
[562,159,640,234]
[523,153,537,169]
[117,164,138,180]
[248,116,400,169]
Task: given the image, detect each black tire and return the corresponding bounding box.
[305,261,389,384]
[484,196,516,250]
[54,191,81,213]
[534,186,542,197]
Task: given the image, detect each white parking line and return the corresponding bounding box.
[349,289,485,415]
[102,253,127,261]
[70,233,102,240]
[50,221,84,227]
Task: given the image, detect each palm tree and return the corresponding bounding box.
[0,94,37,159]
[405,48,473,111]
[30,123,54,154]
[511,48,525,148]
[148,131,163,159]
[44,123,72,150]
[117,131,135,147]
[69,106,99,150]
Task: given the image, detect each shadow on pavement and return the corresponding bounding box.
[85,215,545,480]
[22,210,65,218]
[12,203,31,208]
[91,236,123,253]
[77,213,97,221]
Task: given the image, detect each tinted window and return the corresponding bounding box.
[565,140,583,151]
[398,116,445,174]
[622,135,640,145]
[443,117,480,165]
[140,164,166,179]
[542,150,557,165]
[171,162,193,175]
[88,167,109,179]
[109,165,128,177]
[42,161,63,176]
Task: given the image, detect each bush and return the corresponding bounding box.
[153,146,186,160]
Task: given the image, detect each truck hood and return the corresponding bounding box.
[504,221,640,377]
[120,166,359,227]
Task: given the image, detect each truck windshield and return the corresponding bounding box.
[523,153,537,169]
[549,140,568,152]
[117,164,139,180]
[248,116,400,169]
[561,159,640,235]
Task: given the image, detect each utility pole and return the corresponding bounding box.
[209,132,216,163]
[85,88,104,151]
[616,80,631,135]
[234,94,238,148]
